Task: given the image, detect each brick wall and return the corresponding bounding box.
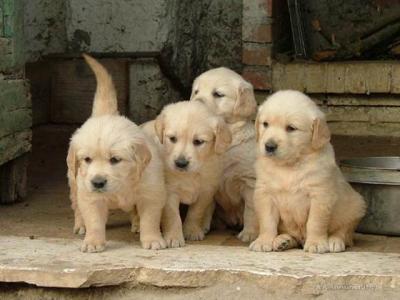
[242,0,273,90]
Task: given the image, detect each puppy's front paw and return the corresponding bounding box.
[237,229,258,243]
[141,237,167,250]
[328,236,346,253]
[272,234,297,251]
[81,239,105,253]
[304,238,329,254]
[183,225,205,241]
[165,235,185,248]
[249,236,273,252]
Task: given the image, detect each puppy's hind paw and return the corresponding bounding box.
[249,237,273,252]
[73,225,86,235]
[237,229,258,243]
[328,236,346,253]
[183,225,205,241]
[272,234,298,251]
[142,238,167,250]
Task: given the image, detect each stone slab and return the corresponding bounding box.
[0,235,400,291]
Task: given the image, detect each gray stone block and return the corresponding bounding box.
[129,58,181,124]
[65,0,171,53]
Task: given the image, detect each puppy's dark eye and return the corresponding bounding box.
[212,91,224,98]
[193,139,204,146]
[110,157,121,165]
[169,136,177,143]
[263,122,269,128]
[84,157,92,163]
[194,90,199,95]
[286,125,297,132]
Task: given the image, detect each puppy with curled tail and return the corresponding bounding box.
[67,54,167,252]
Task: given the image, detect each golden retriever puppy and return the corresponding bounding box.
[190,67,259,242]
[142,101,232,246]
[67,54,167,252]
[250,90,366,253]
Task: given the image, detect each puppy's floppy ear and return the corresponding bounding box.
[66,143,79,209]
[255,113,260,142]
[132,141,152,178]
[311,118,331,150]
[66,143,79,180]
[233,81,257,119]
[214,118,232,154]
[154,113,165,144]
[189,79,198,101]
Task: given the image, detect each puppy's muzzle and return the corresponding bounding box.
[265,140,278,156]
[91,176,107,191]
[174,156,190,170]
[192,97,205,104]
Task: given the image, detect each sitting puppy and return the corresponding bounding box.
[250,90,366,253]
[67,54,167,252]
[142,101,232,246]
[190,67,259,242]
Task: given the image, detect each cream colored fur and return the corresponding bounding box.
[190,67,259,242]
[141,101,232,247]
[250,90,366,253]
[67,54,167,252]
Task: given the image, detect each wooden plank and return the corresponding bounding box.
[272,61,400,94]
[26,61,51,125]
[0,153,29,204]
[391,64,400,94]
[328,121,400,137]
[0,130,31,166]
[326,63,345,93]
[304,63,326,93]
[324,106,400,123]
[314,95,400,107]
[51,58,129,124]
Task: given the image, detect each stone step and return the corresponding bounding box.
[0,235,399,294]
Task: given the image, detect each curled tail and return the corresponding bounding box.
[83,54,118,117]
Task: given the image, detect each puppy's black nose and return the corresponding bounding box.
[265,141,278,154]
[175,157,189,169]
[91,176,107,189]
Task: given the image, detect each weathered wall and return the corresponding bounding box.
[23,0,67,62]
[163,0,243,93]
[65,0,172,53]
[129,58,181,124]
[24,0,243,124]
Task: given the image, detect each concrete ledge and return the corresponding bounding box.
[0,236,399,293]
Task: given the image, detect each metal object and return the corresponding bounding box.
[287,0,307,58]
[340,157,400,236]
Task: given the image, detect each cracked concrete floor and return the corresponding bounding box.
[1,125,400,299]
